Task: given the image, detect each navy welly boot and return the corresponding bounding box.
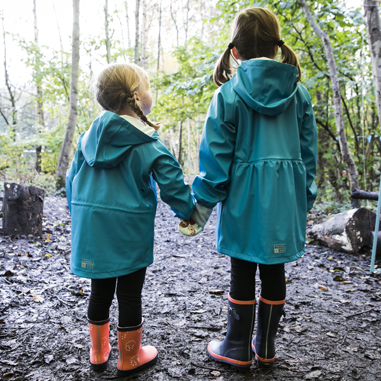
[207,294,256,372]
[251,295,285,365]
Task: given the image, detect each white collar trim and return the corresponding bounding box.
[119,115,156,137]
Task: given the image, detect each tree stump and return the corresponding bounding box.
[308,208,376,254]
[1,183,44,236]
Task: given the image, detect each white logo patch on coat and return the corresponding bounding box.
[274,244,286,254]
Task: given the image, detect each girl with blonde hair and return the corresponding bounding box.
[66,63,194,376]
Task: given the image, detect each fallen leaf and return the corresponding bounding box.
[65,357,78,365]
[211,370,221,377]
[190,309,207,314]
[328,256,333,260]
[333,275,343,281]
[326,332,336,338]
[319,285,327,290]
[209,290,224,295]
[305,370,322,379]
[33,295,44,303]
[45,254,52,257]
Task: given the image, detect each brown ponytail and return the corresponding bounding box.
[213,47,235,87]
[279,43,301,82]
[94,63,160,130]
[213,7,302,87]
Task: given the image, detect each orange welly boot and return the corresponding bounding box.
[117,320,158,376]
[88,317,112,371]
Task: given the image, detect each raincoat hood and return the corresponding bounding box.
[231,59,299,116]
[81,111,159,169]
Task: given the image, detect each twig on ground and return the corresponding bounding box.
[345,308,374,319]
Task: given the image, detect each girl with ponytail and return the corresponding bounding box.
[180,7,318,371]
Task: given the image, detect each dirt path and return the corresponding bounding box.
[1,197,381,380]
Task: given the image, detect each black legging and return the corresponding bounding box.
[230,257,286,301]
[88,267,146,327]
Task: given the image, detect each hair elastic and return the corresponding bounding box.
[278,40,285,47]
[228,43,234,50]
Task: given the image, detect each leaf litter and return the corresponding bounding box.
[0,195,380,380]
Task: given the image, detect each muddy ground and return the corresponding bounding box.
[1,196,381,381]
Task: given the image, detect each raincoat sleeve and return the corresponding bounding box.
[300,91,318,212]
[66,136,85,214]
[192,91,237,209]
[150,140,195,220]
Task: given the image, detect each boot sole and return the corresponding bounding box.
[207,346,251,373]
[117,353,158,377]
[90,349,112,372]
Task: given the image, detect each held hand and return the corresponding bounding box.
[178,219,202,237]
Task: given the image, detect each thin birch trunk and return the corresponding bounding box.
[300,0,360,207]
[157,0,162,71]
[1,14,16,141]
[178,121,183,165]
[52,0,64,54]
[170,127,178,158]
[104,0,111,64]
[170,0,179,47]
[364,1,381,127]
[33,0,44,172]
[134,0,140,64]
[141,0,147,69]
[124,0,131,48]
[56,0,80,188]
[184,0,190,44]
[187,118,192,171]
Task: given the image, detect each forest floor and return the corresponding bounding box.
[1,196,381,381]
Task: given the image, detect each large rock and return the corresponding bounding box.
[1,182,44,236]
[308,208,376,254]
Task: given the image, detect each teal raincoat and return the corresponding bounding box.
[193,59,318,264]
[66,111,194,279]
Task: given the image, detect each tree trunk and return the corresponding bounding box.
[157,0,162,72]
[184,0,190,44]
[170,127,178,158]
[104,0,111,64]
[300,0,360,207]
[2,182,45,236]
[52,0,64,53]
[170,0,179,47]
[124,0,131,48]
[308,208,376,254]
[134,0,140,64]
[365,0,381,125]
[187,118,193,171]
[141,0,147,69]
[33,0,44,172]
[177,121,183,166]
[56,0,80,189]
[1,15,17,141]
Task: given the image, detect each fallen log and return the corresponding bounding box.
[308,208,376,254]
[351,188,378,200]
[1,182,44,236]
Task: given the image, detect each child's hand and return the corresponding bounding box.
[178,218,202,237]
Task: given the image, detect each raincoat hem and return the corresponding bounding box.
[70,260,152,279]
[216,245,305,265]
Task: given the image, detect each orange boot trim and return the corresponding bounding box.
[88,317,112,371]
[228,293,256,305]
[208,344,253,367]
[251,342,275,365]
[258,295,286,305]
[117,319,158,376]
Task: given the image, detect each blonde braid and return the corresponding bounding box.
[126,95,160,131]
